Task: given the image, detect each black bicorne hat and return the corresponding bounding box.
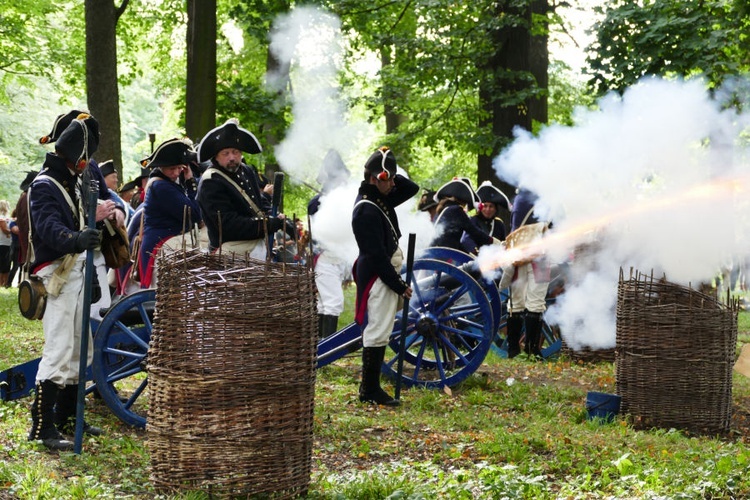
[476,181,510,210]
[186,147,198,164]
[19,170,39,191]
[119,178,138,193]
[54,114,100,168]
[363,146,397,180]
[99,160,116,178]
[39,109,87,144]
[135,166,151,183]
[435,177,479,206]
[197,119,262,163]
[418,189,438,212]
[317,149,350,189]
[139,151,152,168]
[146,138,192,169]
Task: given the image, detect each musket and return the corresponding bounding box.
[395,233,416,401]
[74,181,99,454]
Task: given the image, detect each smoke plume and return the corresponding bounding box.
[487,77,750,350]
[269,7,436,266]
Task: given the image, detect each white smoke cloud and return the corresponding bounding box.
[268,6,375,185]
[311,178,438,268]
[273,6,436,267]
[489,76,750,350]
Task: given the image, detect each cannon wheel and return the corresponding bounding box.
[382,258,494,389]
[91,289,155,428]
[411,247,562,360]
[417,247,503,334]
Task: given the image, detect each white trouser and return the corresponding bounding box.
[509,262,549,314]
[219,238,267,260]
[35,254,93,386]
[362,248,403,348]
[89,250,112,320]
[315,253,347,316]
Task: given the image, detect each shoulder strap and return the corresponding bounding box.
[203,167,263,216]
[519,205,536,228]
[354,198,398,242]
[434,207,446,227]
[36,174,84,229]
[24,187,34,271]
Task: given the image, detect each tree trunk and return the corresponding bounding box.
[186,0,217,142]
[477,0,548,204]
[528,0,549,126]
[85,0,124,179]
[381,46,411,169]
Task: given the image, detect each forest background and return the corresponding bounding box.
[0,0,749,218]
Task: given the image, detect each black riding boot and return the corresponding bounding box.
[506,314,524,359]
[28,380,74,451]
[55,384,103,437]
[524,311,544,359]
[318,314,339,338]
[359,346,399,406]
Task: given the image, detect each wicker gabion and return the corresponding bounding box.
[147,249,318,498]
[616,269,739,435]
[562,343,615,363]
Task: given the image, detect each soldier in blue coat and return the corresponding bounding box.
[196,119,290,259]
[461,181,509,254]
[431,177,495,252]
[352,146,418,406]
[40,110,125,319]
[505,188,551,359]
[27,114,103,451]
[137,138,202,288]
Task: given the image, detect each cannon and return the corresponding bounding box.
[0,290,156,428]
[317,246,562,389]
[1,247,562,429]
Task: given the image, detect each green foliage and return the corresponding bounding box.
[547,60,597,127]
[587,0,750,95]
[329,1,536,163]
[0,1,65,85]
[0,0,598,202]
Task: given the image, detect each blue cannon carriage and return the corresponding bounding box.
[1,247,562,429]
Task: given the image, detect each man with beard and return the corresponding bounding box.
[352,146,418,406]
[27,114,103,451]
[196,119,291,259]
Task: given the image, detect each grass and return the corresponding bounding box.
[1,285,750,499]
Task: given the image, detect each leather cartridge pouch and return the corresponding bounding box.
[18,275,47,321]
[101,219,131,269]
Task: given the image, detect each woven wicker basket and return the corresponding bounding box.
[147,249,317,497]
[562,343,615,363]
[615,269,738,435]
